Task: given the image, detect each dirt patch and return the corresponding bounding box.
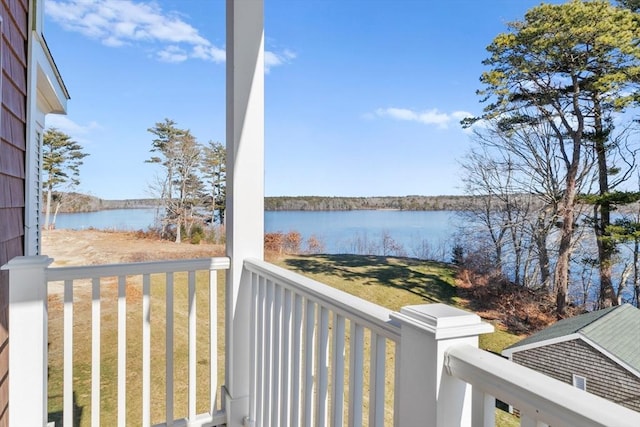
[42,229,225,267]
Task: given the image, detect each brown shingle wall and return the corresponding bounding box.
[0,175,22,209]
[0,143,23,178]
[1,32,26,98]
[1,107,25,149]
[1,81,25,126]
[2,1,26,65]
[513,339,640,412]
[0,208,22,244]
[0,0,28,425]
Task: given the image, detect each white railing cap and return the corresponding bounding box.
[45,256,230,281]
[1,255,53,270]
[391,304,494,339]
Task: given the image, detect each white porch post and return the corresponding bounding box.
[225,0,264,426]
[391,304,493,427]
[1,256,52,427]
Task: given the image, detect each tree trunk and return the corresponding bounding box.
[44,188,52,230]
[175,216,182,243]
[534,211,552,289]
[593,100,618,308]
[52,202,61,230]
[634,239,640,307]
[595,203,617,308]
[554,181,578,316]
[554,215,572,315]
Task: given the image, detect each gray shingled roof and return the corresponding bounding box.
[505,304,640,374]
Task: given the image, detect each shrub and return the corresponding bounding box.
[190,232,202,244]
[189,224,204,244]
[451,245,464,265]
[265,232,285,253]
[284,231,302,253]
[306,235,325,254]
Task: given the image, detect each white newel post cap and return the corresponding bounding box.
[2,255,53,302]
[1,254,52,270]
[390,304,493,427]
[390,303,494,339]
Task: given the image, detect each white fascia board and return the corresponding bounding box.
[32,30,69,114]
[501,333,582,358]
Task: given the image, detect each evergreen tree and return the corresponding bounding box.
[147,119,184,240]
[201,140,226,224]
[43,128,88,229]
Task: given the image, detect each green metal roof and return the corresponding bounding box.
[505,304,640,374]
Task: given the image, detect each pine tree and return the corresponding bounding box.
[43,128,88,229]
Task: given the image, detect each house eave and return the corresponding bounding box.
[580,335,640,380]
[502,333,640,381]
[32,30,69,114]
[502,333,582,358]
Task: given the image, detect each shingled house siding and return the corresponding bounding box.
[513,339,640,412]
[0,0,28,426]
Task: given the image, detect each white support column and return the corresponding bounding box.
[1,256,52,427]
[391,304,493,427]
[225,0,264,426]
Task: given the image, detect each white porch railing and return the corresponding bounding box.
[244,259,401,427]
[445,344,640,427]
[242,259,640,427]
[4,255,640,426]
[3,255,229,427]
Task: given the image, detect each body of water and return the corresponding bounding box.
[266,210,456,256]
[53,209,459,258]
[52,208,161,232]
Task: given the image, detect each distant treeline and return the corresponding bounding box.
[51,192,159,213]
[264,195,474,211]
[56,192,640,214]
[54,193,478,213]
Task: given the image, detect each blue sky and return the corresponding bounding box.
[44,0,555,200]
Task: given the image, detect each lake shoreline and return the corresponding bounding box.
[52,192,482,213]
[52,209,459,258]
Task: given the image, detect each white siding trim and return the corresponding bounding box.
[25,20,69,255]
[24,125,43,255]
[502,333,582,358]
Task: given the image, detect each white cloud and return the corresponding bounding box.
[47,0,295,71]
[157,45,189,63]
[265,49,297,73]
[374,107,472,129]
[45,115,102,142]
[46,0,224,63]
[451,110,474,121]
[192,45,226,63]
